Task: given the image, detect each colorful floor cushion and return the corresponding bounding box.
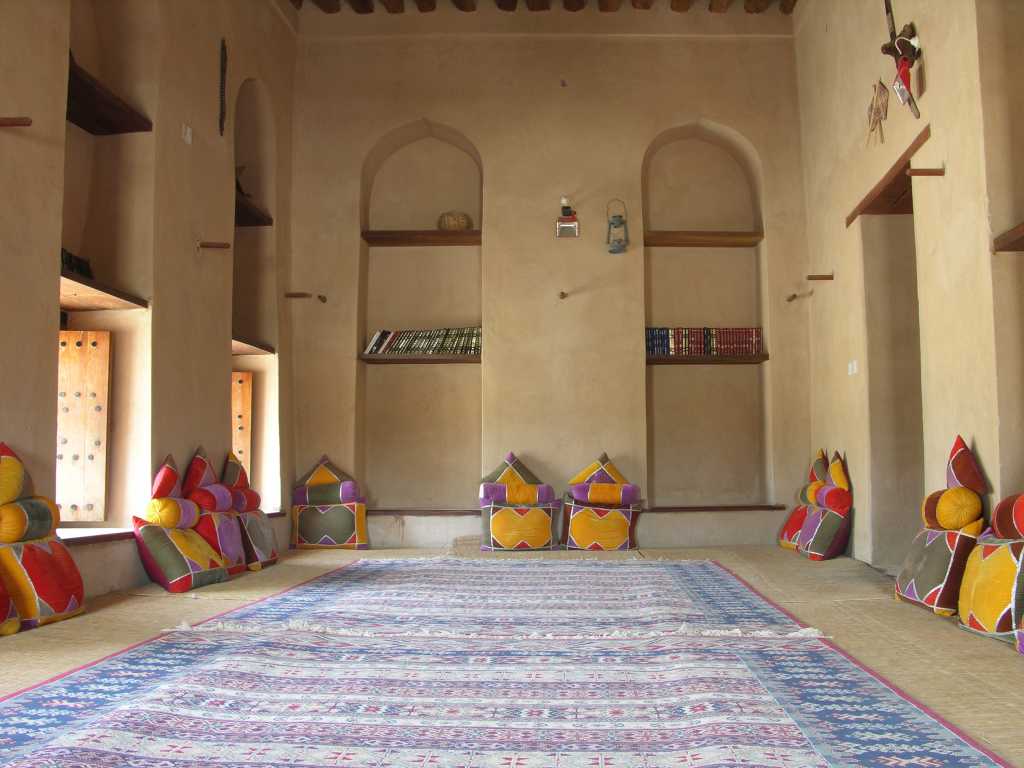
[292,502,367,549]
[568,482,640,505]
[0,496,58,544]
[0,442,26,506]
[133,517,229,593]
[778,504,810,551]
[569,452,629,486]
[896,526,980,615]
[561,498,640,551]
[0,575,18,636]
[0,537,84,629]
[796,449,830,507]
[293,481,360,506]
[481,502,559,551]
[797,505,851,560]
[947,434,986,494]
[990,494,1024,539]
[195,511,246,576]
[958,538,1024,641]
[795,452,852,561]
[921,487,982,532]
[479,452,555,506]
[238,509,279,570]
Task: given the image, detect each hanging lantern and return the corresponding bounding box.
[606,199,629,254]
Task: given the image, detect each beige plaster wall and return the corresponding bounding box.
[861,215,923,572]
[978,0,1024,501]
[1,0,297,547]
[0,0,69,497]
[290,26,812,530]
[794,0,999,564]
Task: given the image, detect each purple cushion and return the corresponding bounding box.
[479,483,556,505]
[292,481,361,506]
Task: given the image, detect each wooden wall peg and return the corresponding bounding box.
[786,289,814,303]
[197,241,231,250]
[806,272,834,281]
[558,291,569,300]
[906,167,945,177]
[284,292,327,303]
[0,117,32,127]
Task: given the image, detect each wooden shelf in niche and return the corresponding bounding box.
[647,354,768,365]
[644,231,764,248]
[646,504,785,513]
[235,194,273,228]
[66,54,152,136]
[360,354,481,365]
[59,270,148,312]
[232,337,275,356]
[994,222,1024,253]
[361,230,482,247]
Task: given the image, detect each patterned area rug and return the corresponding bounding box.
[0,558,1008,767]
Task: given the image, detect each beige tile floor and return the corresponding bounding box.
[3,541,1023,766]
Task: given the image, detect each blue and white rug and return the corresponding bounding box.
[0,558,1008,766]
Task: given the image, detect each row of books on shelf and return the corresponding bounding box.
[363,326,482,356]
[646,327,763,357]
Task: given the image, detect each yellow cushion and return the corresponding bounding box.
[0,444,25,507]
[490,507,553,549]
[503,483,539,504]
[936,487,982,531]
[143,498,201,529]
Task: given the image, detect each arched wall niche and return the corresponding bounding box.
[361,118,483,231]
[642,119,769,512]
[355,119,483,526]
[641,119,763,231]
[230,76,281,511]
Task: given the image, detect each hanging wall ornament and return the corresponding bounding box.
[867,79,889,146]
[219,38,227,136]
[556,196,579,238]
[880,0,922,118]
[606,199,629,254]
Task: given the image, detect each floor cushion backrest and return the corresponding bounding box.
[958,538,1024,640]
[0,537,84,629]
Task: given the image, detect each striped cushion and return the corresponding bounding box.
[0,497,58,543]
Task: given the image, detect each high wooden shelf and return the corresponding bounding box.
[361,230,482,247]
[644,230,763,248]
[846,124,930,227]
[66,55,152,136]
[232,337,275,356]
[993,222,1024,253]
[647,354,768,365]
[235,194,274,228]
[59,270,148,311]
[360,354,480,364]
[647,504,785,513]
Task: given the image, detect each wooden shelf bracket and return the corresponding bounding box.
[0,117,32,127]
[806,272,834,281]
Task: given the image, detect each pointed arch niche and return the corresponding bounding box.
[357,120,483,521]
[642,122,769,511]
[230,78,281,511]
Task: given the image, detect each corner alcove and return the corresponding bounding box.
[357,120,483,516]
[230,77,281,512]
[642,122,768,514]
[59,0,159,529]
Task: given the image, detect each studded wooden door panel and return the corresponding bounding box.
[56,331,111,522]
[231,371,253,477]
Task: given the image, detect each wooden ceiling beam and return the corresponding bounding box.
[311,0,344,10]
[744,0,771,11]
[378,0,405,11]
[564,0,585,9]
[289,0,303,9]
[452,0,477,10]
[779,0,796,12]
[496,0,516,9]
[598,0,621,9]
[632,0,654,8]
[525,0,550,10]
[709,0,732,11]
[414,0,437,8]
[670,0,693,9]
